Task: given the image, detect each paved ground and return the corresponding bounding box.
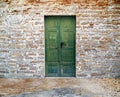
[10,88,92,97]
[0,78,120,97]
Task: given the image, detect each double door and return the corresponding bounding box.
[45,16,76,77]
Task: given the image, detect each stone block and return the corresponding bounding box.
[91,73,105,77]
[77,73,87,77]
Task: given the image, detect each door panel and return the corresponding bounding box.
[46,49,58,62]
[47,30,58,48]
[45,17,59,62]
[61,63,75,77]
[46,63,59,77]
[45,17,58,28]
[61,30,75,47]
[61,49,75,62]
[45,16,76,77]
[46,30,59,62]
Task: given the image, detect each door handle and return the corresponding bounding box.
[60,42,64,48]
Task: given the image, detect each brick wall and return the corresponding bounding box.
[0,0,120,78]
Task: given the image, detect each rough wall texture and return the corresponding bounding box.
[0,0,120,78]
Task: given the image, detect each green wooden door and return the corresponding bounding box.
[45,16,76,77]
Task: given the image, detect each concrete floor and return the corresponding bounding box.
[0,78,120,97]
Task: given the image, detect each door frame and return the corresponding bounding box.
[44,15,76,77]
